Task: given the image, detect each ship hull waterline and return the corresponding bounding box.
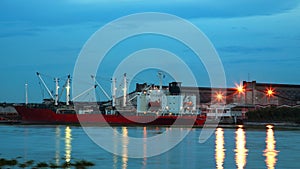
[14,106,206,127]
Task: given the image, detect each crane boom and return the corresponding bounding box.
[36,72,54,99]
[72,85,97,101]
[91,75,111,100]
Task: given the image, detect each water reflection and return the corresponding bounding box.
[55,126,61,166]
[113,128,118,169]
[142,127,147,168]
[264,125,278,169]
[215,128,225,169]
[65,126,72,163]
[235,125,248,169]
[122,127,128,169]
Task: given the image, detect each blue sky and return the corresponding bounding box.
[1,0,300,103]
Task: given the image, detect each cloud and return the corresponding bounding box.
[0,22,47,38]
[42,46,81,55]
[0,31,36,38]
[0,0,299,26]
[218,45,281,55]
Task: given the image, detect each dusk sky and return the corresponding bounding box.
[1,0,300,103]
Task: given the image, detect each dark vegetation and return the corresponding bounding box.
[0,157,95,169]
[246,107,300,123]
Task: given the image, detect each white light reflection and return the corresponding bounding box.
[235,125,248,169]
[264,125,279,169]
[122,127,128,169]
[215,128,225,169]
[65,126,72,163]
[55,126,61,166]
[113,128,118,169]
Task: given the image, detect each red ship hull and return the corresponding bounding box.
[14,106,206,126]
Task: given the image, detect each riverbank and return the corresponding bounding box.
[0,157,94,169]
[246,107,300,123]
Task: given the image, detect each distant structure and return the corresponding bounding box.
[242,81,300,106]
[132,81,300,108]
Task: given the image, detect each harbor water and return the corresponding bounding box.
[0,125,300,169]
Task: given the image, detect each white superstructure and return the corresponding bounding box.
[136,83,198,115]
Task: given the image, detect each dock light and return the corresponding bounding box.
[235,83,245,94]
[266,87,275,97]
[216,92,224,102]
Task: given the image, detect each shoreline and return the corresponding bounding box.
[1,121,300,130]
[242,121,300,130]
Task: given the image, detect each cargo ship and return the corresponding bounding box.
[14,73,206,126]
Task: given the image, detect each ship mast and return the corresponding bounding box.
[158,71,163,90]
[66,75,71,106]
[123,73,127,107]
[54,78,59,106]
[25,83,28,105]
[112,77,116,107]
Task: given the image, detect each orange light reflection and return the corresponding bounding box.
[142,127,147,168]
[215,128,225,169]
[264,125,279,169]
[235,126,248,169]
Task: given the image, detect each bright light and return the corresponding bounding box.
[215,92,224,102]
[266,124,273,129]
[264,125,278,169]
[65,126,72,163]
[266,87,275,97]
[217,94,223,100]
[235,83,245,94]
[235,127,248,169]
[215,128,225,169]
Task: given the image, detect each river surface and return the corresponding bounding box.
[0,124,300,169]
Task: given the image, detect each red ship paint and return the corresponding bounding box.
[14,105,206,126]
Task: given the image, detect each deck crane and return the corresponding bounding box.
[91,75,112,101]
[71,85,97,102]
[37,72,72,106]
[36,72,55,100]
